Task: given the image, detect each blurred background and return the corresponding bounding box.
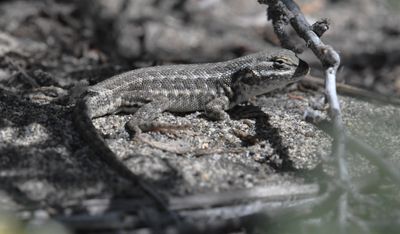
[1,0,399,95]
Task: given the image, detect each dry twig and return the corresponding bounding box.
[258,0,400,232]
[257,0,355,231]
[302,75,400,106]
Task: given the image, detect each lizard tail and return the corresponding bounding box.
[72,99,174,215]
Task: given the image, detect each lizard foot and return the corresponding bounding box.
[135,134,193,155]
[136,134,245,156]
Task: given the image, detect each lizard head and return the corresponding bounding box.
[231,49,309,104]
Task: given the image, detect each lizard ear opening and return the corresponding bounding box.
[232,67,259,86]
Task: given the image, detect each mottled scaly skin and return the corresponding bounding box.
[73,48,309,209]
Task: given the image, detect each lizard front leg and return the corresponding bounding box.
[205,96,231,121]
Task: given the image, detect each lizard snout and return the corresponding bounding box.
[294,59,309,77]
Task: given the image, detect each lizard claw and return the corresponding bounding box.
[125,121,143,138]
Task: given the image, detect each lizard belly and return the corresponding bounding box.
[166,91,216,113]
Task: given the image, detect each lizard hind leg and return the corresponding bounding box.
[123,94,171,137]
[122,93,193,153]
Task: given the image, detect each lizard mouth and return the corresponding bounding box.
[294,59,309,77]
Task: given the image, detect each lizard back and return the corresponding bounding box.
[85,49,304,116]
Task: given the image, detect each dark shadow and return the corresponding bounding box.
[121,153,184,194]
[0,91,171,219]
[229,104,295,172]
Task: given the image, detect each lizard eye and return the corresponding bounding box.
[273,58,288,69]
